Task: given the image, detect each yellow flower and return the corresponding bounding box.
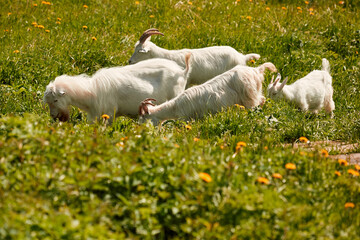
[235,104,245,110]
[32,22,38,26]
[57,17,61,21]
[199,172,212,183]
[348,169,359,177]
[83,4,88,8]
[220,145,225,150]
[339,1,345,4]
[8,12,12,16]
[297,7,302,10]
[246,16,252,20]
[101,114,110,120]
[272,173,282,179]
[174,143,180,148]
[82,25,88,29]
[355,164,360,171]
[13,50,20,53]
[193,137,200,142]
[185,125,192,130]
[188,1,193,5]
[135,1,140,4]
[92,36,97,41]
[45,29,50,33]
[320,149,329,157]
[309,11,314,15]
[299,136,309,143]
[41,1,51,5]
[298,10,303,13]
[309,8,314,11]
[285,163,296,170]
[335,171,341,176]
[345,202,355,208]
[305,1,309,4]
[282,6,286,10]
[56,21,61,24]
[237,141,246,147]
[38,25,45,29]
[149,15,155,18]
[257,177,270,185]
[338,159,348,166]
[33,3,38,7]
[264,146,268,150]
[266,7,270,10]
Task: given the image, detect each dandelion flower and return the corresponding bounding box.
[257,177,270,185]
[45,29,50,33]
[8,12,12,16]
[56,21,61,24]
[339,1,345,4]
[334,171,341,176]
[299,136,309,143]
[348,169,359,177]
[41,1,51,5]
[101,114,110,120]
[135,1,140,4]
[199,172,212,183]
[305,1,309,4]
[338,159,348,166]
[92,36,97,41]
[83,4,88,8]
[282,7,286,10]
[174,143,180,148]
[272,173,283,179]
[188,1,193,5]
[32,22,38,26]
[355,164,360,171]
[235,104,245,110]
[246,16,252,20]
[13,50,20,53]
[320,149,329,157]
[33,3,38,7]
[185,125,192,130]
[345,202,355,208]
[266,7,270,10]
[83,26,88,29]
[285,163,296,170]
[149,15,155,18]
[237,141,246,147]
[264,146,268,150]
[250,59,255,63]
[297,7,302,10]
[38,25,45,29]
[193,137,200,142]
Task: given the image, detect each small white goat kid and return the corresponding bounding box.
[267,58,335,115]
[43,56,191,122]
[139,62,277,125]
[129,29,261,86]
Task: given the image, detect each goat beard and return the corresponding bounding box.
[53,110,70,122]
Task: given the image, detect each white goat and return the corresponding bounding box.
[267,58,335,116]
[139,62,277,125]
[43,56,191,123]
[129,28,261,87]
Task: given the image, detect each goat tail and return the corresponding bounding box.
[257,62,277,74]
[322,58,330,73]
[245,53,261,62]
[184,52,192,78]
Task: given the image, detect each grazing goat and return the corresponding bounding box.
[129,28,261,87]
[139,62,277,125]
[267,58,335,116]
[43,56,191,123]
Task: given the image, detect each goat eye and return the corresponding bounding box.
[54,99,58,102]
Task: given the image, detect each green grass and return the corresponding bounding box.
[1,0,360,239]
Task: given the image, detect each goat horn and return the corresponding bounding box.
[270,75,275,84]
[138,98,156,115]
[139,29,164,44]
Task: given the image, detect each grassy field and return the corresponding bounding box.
[1,0,360,239]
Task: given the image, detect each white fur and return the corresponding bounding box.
[139,62,277,125]
[129,29,260,87]
[43,57,190,122]
[267,58,335,115]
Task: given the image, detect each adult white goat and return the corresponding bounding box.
[43,55,191,123]
[129,28,261,87]
[139,62,277,125]
[267,58,335,116]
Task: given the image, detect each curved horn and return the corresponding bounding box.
[139,29,164,44]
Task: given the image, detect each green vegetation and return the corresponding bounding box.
[1,0,360,239]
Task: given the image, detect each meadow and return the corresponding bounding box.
[1,0,360,239]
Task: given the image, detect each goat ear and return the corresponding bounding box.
[59,90,66,96]
[278,77,288,91]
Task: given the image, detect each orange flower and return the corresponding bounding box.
[257,177,270,185]
[338,159,348,166]
[57,17,61,21]
[299,137,309,143]
[13,50,20,53]
[33,3,38,7]
[339,1,345,4]
[348,169,359,177]
[193,137,200,142]
[83,4,88,8]
[285,163,296,170]
[185,125,192,130]
[82,25,88,29]
[334,171,341,176]
[305,1,309,4]
[188,1,193,5]
[135,1,140,4]
[174,143,180,148]
[31,22,38,26]
[101,114,110,120]
[246,16,252,21]
[38,25,45,29]
[236,141,246,151]
[345,202,355,208]
[297,7,302,10]
[92,36,97,41]
[56,21,61,24]
[199,172,212,183]
[320,149,329,157]
[272,173,282,179]
[281,6,286,10]
[265,7,270,10]
[45,29,50,33]
[149,15,155,18]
